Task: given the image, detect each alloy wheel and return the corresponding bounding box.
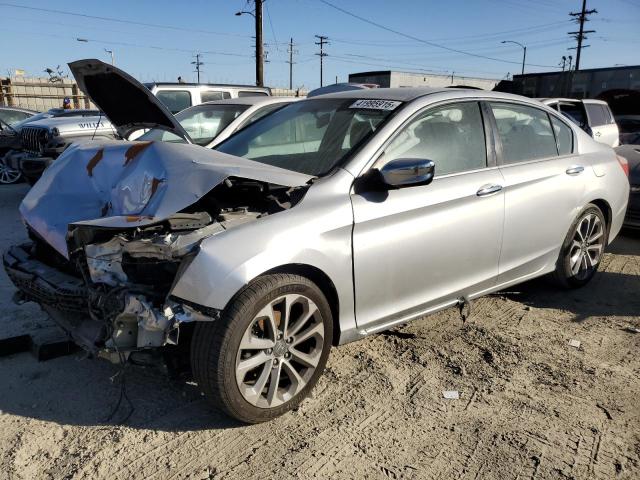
[0,161,21,184]
[235,294,325,408]
[569,213,604,280]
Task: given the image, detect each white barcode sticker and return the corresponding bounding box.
[350,99,401,110]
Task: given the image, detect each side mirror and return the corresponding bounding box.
[378,158,435,189]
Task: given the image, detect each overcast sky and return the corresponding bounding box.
[1,0,638,89]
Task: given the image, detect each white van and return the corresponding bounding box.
[144,82,271,114]
[540,98,619,148]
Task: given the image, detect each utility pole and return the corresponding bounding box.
[191,53,204,83]
[287,38,297,90]
[568,0,597,71]
[568,55,573,71]
[235,2,263,86]
[315,35,329,87]
[255,0,264,87]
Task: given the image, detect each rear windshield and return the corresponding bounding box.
[155,90,192,114]
[215,98,400,176]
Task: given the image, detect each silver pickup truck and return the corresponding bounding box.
[6,113,119,184]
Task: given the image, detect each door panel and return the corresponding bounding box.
[352,169,504,330]
[496,157,585,283]
[489,102,586,284]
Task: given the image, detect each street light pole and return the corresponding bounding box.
[501,40,526,75]
[235,2,264,87]
[104,49,115,66]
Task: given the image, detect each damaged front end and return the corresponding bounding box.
[4,140,311,361]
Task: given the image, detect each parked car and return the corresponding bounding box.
[144,81,271,114]
[8,113,118,185]
[138,96,296,148]
[0,106,37,127]
[617,115,640,145]
[2,108,108,184]
[307,82,378,97]
[615,144,640,228]
[0,108,38,184]
[4,59,629,423]
[540,98,619,148]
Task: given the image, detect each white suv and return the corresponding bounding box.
[540,98,619,148]
[144,82,271,114]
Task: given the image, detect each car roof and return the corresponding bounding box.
[310,87,543,104]
[144,82,270,90]
[198,96,298,107]
[539,97,609,106]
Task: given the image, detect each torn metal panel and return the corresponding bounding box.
[20,140,312,258]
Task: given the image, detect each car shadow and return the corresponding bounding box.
[0,351,244,432]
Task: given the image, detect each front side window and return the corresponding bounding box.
[382,102,487,176]
[156,90,192,114]
[215,98,398,176]
[139,104,249,146]
[490,103,558,163]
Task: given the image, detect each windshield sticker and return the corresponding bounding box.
[350,99,401,111]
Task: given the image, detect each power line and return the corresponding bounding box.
[315,35,329,87]
[317,0,560,69]
[0,2,252,39]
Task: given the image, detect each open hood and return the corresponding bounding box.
[69,59,191,141]
[20,140,312,258]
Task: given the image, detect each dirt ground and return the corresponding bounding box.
[0,183,638,480]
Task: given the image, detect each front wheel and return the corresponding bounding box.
[553,204,607,288]
[191,273,333,423]
[0,160,22,184]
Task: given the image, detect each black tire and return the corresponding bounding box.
[552,203,607,288]
[191,273,333,423]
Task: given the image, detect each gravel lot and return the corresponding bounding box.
[0,182,639,480]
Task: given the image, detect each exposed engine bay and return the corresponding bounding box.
[5,172,307,361]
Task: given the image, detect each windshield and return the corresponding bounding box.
[12,111,51,130]
[139,103,250,146]
[215,98,400,176]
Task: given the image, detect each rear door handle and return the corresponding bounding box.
[594,132,602,137]
[566,165,584,175]
[476,184,503,197]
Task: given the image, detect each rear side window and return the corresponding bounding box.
[384,101,487,176]
[490,103,558,164]
[238,91,268,97]
[201,90,231,102]
[585,104,609,127]
[550,116,573,155]
[156,90,192,114]
[560,103,586,129]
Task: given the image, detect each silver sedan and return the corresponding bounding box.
[7,70,630,424]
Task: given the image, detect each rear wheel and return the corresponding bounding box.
[553,204,606,288]
[191,273,333,423]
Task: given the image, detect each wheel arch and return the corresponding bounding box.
[587,198,612,240]
[262,263,342,346]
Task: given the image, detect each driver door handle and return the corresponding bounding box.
[476,184,503,197]
[594,131,602,137]
[566,165,584,175]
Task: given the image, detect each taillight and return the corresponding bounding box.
[616,154,629,177]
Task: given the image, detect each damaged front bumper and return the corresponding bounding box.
[3,242,218,358]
